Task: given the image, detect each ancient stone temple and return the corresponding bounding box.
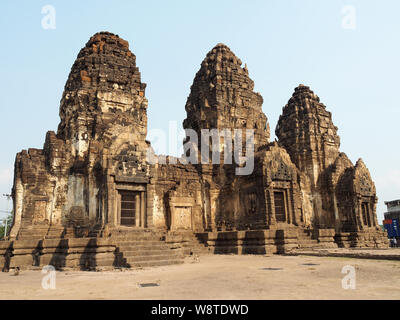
[0,32,388,271]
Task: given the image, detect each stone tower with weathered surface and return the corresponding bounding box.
[57,32,151,230]
[11,32,151,239]
[276,84,387,246]
[276,85,341,227]
[183,43,269,154]
[183,43,270,149]
[1,34,388,272]
[182,43,271,230]
[276,85,340,185]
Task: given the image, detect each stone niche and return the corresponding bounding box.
[168,196,203,232]
[32,198,49,225]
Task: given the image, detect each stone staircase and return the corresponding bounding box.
[184,234,211,256]
[166,231,211,256]
[16,225,49,240]
[111,229,185,268]
[45,226,66,239]
[88,224,103,238]
[296,229,319,249]
[17,225,90,240]
[335,229,389,248]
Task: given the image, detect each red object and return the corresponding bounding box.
[383,219,393,225]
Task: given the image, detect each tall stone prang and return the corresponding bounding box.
[58,32,148,148]
[275,85,340,227]
[276,84,387,246]
[276,84,340,186]
[10,32,151,239]
[2,34,389,273]
[183,43,270,155]
[181,43,270,230]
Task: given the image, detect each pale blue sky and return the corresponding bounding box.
[0,0,399,223]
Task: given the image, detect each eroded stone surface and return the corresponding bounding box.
[183,43,269,151]
[3,33,387,270]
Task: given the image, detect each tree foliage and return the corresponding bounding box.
[0,212,13,239]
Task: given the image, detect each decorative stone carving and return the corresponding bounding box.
[7,33,387,253]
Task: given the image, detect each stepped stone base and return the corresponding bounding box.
[0,226,389,271]
[15,226,49,241]
[194,227,338,255]
[288,248,400,261]
[1,228,187,271]
[335,229,389,248]
[109,228,185,268]
[0,238,117,271]
[312,229,338,249]
[165,231,212,256]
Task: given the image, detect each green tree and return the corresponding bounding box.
[0,212,13,239]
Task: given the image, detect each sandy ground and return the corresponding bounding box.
[1,254,400,300]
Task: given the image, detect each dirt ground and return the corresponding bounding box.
[1,254,400,300]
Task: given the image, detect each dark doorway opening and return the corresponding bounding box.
[361,202,371,227]
[274,191,286,222]
[120,190,137,226]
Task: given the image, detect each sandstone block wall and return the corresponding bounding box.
[5,32,387,253]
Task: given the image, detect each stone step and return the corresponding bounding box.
[121,249,182,257]
[178,234,211,255]
[298,238,318,243]
[117,244,170,252]
[115,240,169,245]
[183,248,211,256]
[298,242,319,246]
[113,231,185,269]
[126,259,184,268]
[18,230,48,235]
[298,244,319,248]
[111,231,165,236]
[88,230,102,237]
[45,229,65,239]
[182,243,210,250]
[184,245,210,252]
[298,234,315,238]
[84,258,116,268]
[112,237,165,242]
[126,254,183,263]
[184,243,214,250]
[16,237,44,241]
[17,234,47,240]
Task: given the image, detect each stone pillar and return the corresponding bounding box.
[9,180,24,239]
[140,191,145,228]
[285,189,291,224]
[170,204,176,231]
[265,189,275,226]
[372,197,378,227]
[88,172,97,223]
[210,190,219,231]
[135,193,140,227]
[117,192,121,226]
[145,183,154,229]
[107,175,116,227]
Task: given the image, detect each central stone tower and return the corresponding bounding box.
[183,43,270,153]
